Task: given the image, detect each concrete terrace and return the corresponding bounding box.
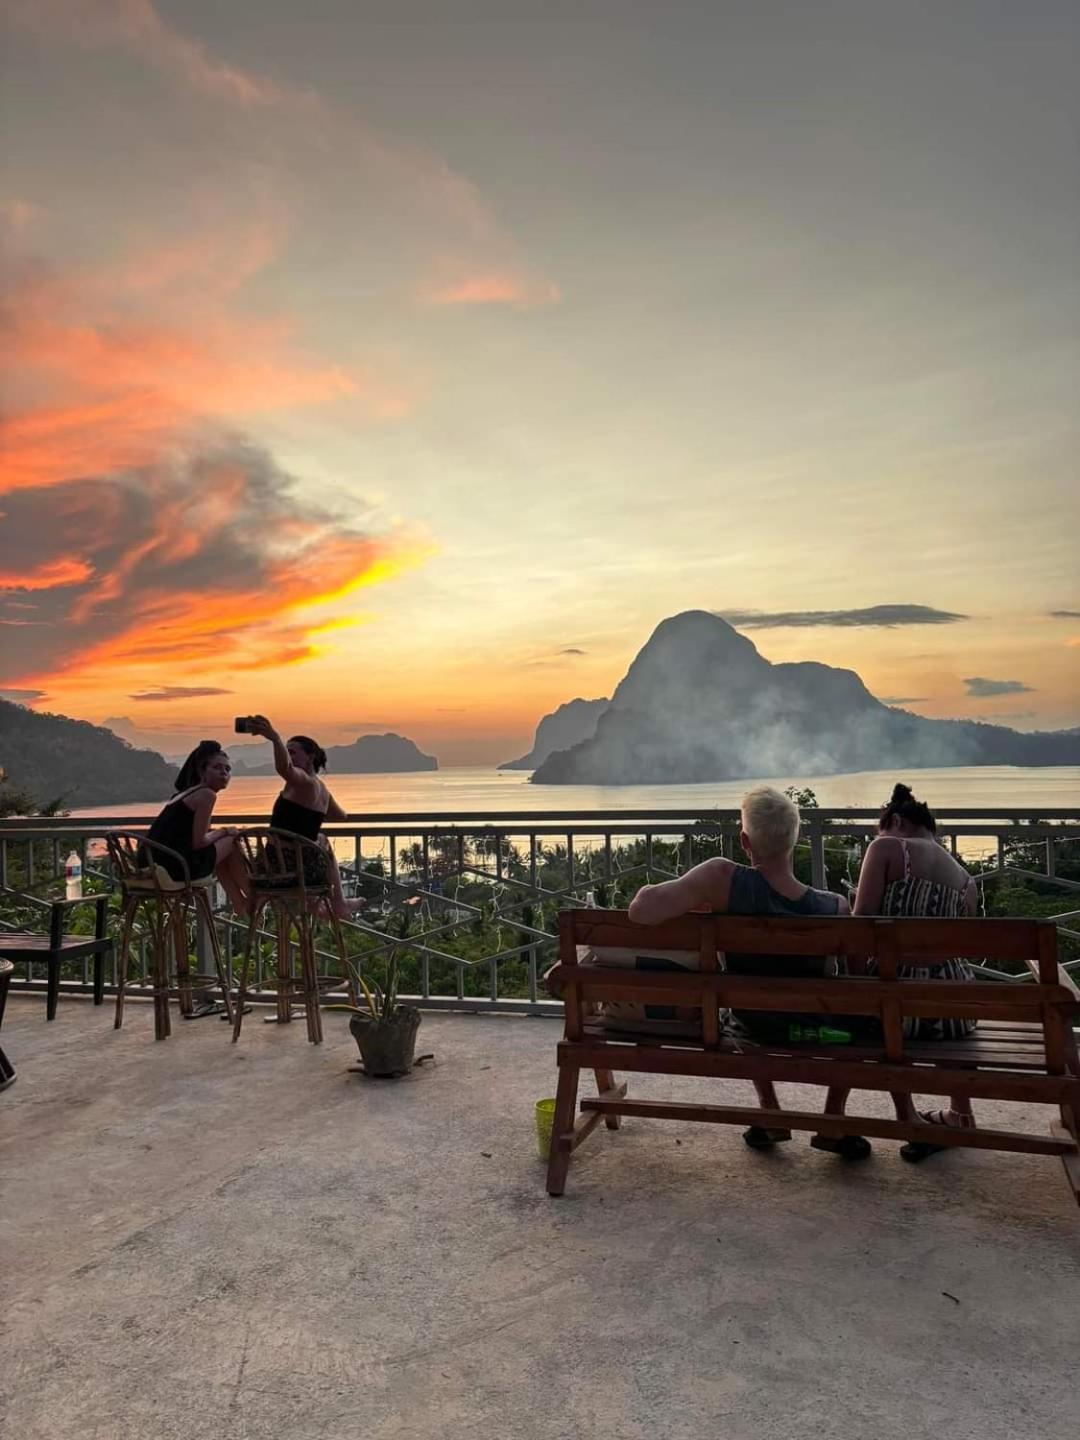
[1,996,1076,1440]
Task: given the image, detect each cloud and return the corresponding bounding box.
[963,677,1035,698]
[1049,610,1080,619]
[721,605,969,629]
[6,1,556,305]
[559,647,587,656]
[425,273,560,308]
[0,558,94,591]
[5,0,293,110]
[1,197,38,232]
[0,688,47,703]
[879,696,930,706]
[0,239,428,691]
[130,686,234,702]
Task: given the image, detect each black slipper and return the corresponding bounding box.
[810,1134,872,1161]
[182,1000,221,1019]
[742,1125,793,1150]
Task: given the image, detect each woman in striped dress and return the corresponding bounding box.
[824,783,979,1161]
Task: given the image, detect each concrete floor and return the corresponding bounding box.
[1,994,1077,1440]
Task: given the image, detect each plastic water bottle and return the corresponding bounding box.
[65,849,83,901]
[584,890,597,908]
[787,1022,852,1045]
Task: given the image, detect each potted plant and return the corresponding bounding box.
[336,944,422,1077]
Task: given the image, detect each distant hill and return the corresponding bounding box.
[0,699,174,807]
[499,697,609,770]
[531,610,1080,784]
[240,732,437,775]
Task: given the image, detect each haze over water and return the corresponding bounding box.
[75,765,1080,820]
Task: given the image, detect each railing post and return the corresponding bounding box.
[1046,838,1056,879]
[808,817,826,890]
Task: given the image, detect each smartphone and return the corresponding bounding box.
[234,717,252,734]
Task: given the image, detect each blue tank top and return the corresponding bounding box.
[725,866,840,977]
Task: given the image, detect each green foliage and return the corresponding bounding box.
[0,698,173,807]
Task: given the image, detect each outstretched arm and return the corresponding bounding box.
[248,715,307,787]
[627,857,732,925]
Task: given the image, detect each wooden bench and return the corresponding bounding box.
[544,910,1080,1209]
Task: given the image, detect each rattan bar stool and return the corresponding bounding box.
[231,828,352,1045]
[107,832,234,1041]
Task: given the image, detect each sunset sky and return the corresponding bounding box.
[2,1,1078,764]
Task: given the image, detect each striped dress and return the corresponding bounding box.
[873,838,977,1041]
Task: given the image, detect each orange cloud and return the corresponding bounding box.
[425,272,561,308]
[1,229,423,693]
[0,558,94,591]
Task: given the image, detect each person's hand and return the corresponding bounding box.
[248,714,273,738]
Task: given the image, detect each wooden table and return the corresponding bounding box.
[0,894,112,1021]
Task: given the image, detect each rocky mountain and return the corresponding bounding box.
[499,697,609,770]
[240,732,437,775]
[0,699,175,807]
[531,611,1080,785]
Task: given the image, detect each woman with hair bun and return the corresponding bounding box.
[245,716,361,919]
[146,740,251,916]
[829,781,980,1160]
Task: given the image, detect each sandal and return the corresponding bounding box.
[900,1108,975,1164]
[810,1134,872,1161]
[742,1126,792,1150]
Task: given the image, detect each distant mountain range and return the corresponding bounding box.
[0,699,175,808]
[237,733,437,775]
[530,610,1080,785]
[499,697,609,770]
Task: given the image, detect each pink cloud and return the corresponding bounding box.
[425,272,561,309]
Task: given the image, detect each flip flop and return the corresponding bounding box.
[900,1109,974,1163]
[810,1134,872,1161]
[742,1126,792,1150]
[182,1000,221,1020]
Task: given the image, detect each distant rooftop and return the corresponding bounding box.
[2,996,1077,1440]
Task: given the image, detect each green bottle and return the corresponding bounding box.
[787,1023,853,1045]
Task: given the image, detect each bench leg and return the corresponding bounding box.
[594,1069,622,1129]
[546,1063,580,1197]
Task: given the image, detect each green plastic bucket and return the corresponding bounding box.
[534,1098,557,1160]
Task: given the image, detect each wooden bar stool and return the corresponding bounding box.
[231,829,352,1045]
[107,832,234,1041]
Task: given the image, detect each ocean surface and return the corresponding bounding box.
[74,764,1080,819]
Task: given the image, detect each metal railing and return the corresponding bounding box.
[2,807,1078,1014]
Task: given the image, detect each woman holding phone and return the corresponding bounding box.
[242,716,362,919]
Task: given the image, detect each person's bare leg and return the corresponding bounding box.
[743,1079,792,1148]
[324,844,363,920]
[811,1085,872,1159]
[214,841,250,916]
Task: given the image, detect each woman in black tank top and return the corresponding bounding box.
[145,741,251,914]
[243,716,362,919]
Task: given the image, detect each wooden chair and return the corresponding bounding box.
[0,958,15,1090]
[0,893,111,1020]
[544,909,1080,1210]
[230,828,353,1045]
[107,832,233,1041]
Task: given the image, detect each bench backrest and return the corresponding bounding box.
[557,909,1079,1070]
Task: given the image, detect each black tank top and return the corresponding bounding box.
[269,794,325,841]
